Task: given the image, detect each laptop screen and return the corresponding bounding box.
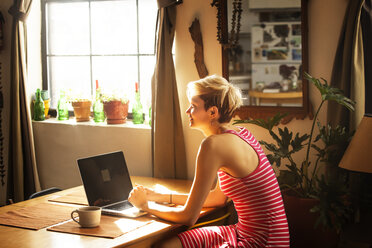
[77,151,133,207]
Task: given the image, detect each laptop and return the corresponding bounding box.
[77,151,147,218]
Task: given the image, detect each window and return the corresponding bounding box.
[42,0,157,111]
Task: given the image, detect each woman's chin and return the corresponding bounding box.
[189,123,200,129]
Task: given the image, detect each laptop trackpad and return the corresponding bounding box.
[103,201,147,218]
[105,201,133,211]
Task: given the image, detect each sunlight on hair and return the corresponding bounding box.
[187,75,243,123]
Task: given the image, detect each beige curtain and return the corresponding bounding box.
[7,0,40,202]
[328,0,365,130]
[151,0,187,179]
[361,0,372,114]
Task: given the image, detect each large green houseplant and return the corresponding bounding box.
[235,72,355,246]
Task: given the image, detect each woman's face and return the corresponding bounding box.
[185,95,210,129]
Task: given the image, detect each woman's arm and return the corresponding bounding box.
[129,137,225,226]
[142,187,189,206]
[144,178,226,208]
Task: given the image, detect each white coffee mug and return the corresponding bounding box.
[71,206,101,228]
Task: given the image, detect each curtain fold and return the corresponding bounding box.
[151,2,187,179]
[328,0,365,130]
[7,0,40,202]
[361,0,372,114]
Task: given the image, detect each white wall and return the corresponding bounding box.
[33,121,151,189]
[175,0,223,178]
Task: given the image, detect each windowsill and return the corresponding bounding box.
[32,117,151,129]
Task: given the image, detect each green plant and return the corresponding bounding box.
[101,89,129,104]
[312,123,354,171]
[64,89,91,103]
[234,72,355,232]
[70,98,91,103]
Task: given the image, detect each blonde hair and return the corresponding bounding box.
[187,75,242,123]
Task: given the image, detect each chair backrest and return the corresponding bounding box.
[28,187,62,199]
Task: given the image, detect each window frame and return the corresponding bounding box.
[41,0,156,113]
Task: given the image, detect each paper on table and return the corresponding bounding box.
[48,191,88,206]
[48,215,154,239]
[0,203,75,230]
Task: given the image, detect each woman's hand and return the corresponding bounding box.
[128,186,149,210]
[132,184,158,201]
[143,187,158,201]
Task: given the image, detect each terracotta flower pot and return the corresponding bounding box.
[103,100,129,124]
[282,192,339,248]
[72,101,92,122]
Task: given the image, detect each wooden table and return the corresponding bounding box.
[248,90,303,106]
[0,176,229,248]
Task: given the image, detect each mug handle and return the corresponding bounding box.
[71,210,80,224]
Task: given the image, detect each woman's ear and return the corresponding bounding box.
[209,106,219,119]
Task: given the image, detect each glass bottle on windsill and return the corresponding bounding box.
[93,80,105,123]
[132,82,144,124]
[57,90,69,120]
[33,88,45,121]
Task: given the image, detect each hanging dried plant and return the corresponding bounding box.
[229,0,242,47]
[211,0,222,43]
[211,0,242,48]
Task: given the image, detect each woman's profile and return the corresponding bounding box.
[129,75,290,247]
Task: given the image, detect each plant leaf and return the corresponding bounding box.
[310,175,353,232]
[277,169,301,188]
[304,72,356,112]
[266,154,281,168]
[290,133,309,154]
[233,112,287,131]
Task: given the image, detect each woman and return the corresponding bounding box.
[128,75,290,247]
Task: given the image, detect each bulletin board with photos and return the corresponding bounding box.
[251,22,302,63]
[250,22,302,101]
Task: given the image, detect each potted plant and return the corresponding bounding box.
[101,91,129,124]
[67,92,92,122]
[234,72,355,247]
[71,99,92,122]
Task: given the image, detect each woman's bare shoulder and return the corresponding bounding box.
[203,132,231,142]
[201,132,239,151]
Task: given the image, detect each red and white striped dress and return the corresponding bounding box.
[178,127,290,248]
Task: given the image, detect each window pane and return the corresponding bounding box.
[47,2,90,55]
[44,0,158,114]
[48,56,91,108]
[138,0,157,54]
[92,56,138,108]
[91,0,137,54]
[139,55,155,108]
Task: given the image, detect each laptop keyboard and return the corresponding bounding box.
[105,201,133,211]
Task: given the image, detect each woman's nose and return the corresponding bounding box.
[186,106,191,114]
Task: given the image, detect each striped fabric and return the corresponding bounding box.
[178,127,290,248]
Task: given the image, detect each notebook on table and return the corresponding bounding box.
[77,151,146,218]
